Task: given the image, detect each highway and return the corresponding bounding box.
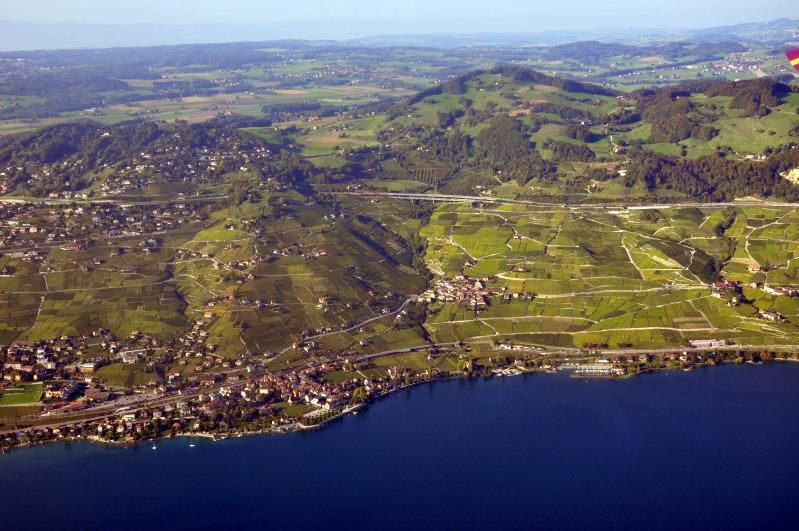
[7,190,799,211]
[331,191,799,210]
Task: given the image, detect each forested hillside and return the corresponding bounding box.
[291,66,799,202]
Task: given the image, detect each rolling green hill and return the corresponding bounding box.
[292,65,799,202]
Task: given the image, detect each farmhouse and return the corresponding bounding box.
[759,309,786,322]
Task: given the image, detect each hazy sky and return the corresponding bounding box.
[0,0,795,31]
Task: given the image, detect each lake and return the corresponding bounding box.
[1,364,798,530]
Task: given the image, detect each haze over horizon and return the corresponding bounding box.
[0,0,795,51]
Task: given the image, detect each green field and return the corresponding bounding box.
[0,383,43,406]
[419,203,799,349]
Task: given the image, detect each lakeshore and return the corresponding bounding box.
[0,354,792,453]
[1,363,798,531]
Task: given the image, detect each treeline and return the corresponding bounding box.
[545,41,641,62]
[0,71,132,119]
[149,78,253,98]
[0,71,129,98]
[489,65,617,97]
[627,146,799,201]
[1,41,287,71]
[261,102,344,122]
[408,71,485,105]
[407,65,616,107]
[0,121,102,165]
[600,108,640,126]
[0,120,215,168]
[259,152,317,197]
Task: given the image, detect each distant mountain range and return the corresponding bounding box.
[0,17,796,52]
[354,19,799,48]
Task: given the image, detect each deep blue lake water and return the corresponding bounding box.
[1,364,799,530]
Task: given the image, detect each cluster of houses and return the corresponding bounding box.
[761,285,799,297]
[175,246,269,275]
[166,314,221,365]
[422,275,493,310]
[270,242,328,259]
[0,331,112,384]
[710,55,770,76]
[0,348,432,449]
[560,346,755,377]
[0,316,224,411]
[712,279,744,306]
[0,201,206,256]
[499,287,536,303]
[711,279,795,320]
[0,120,285,201]
[0,203,61,251]
[110,132,273,197]
[42,381,112,411]
[257,366,350,411]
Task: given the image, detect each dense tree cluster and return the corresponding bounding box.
[0,71,129,99]
[0,72,132,119]
[548,141,596,161]
[600,108,641,126]
[260,102,333,121]
[408,71,485,105]
[627,146,799,201]
[705,79,789,117]
[423,130,473,166]
[564,124,600,143]
[531,103,594,123]
[714,206,737,236]
[637,88,718,143]
[436,109,465,128]
[441,77,469,95]
[476,114,555,185]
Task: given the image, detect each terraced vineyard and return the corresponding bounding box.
[418,202,799,349]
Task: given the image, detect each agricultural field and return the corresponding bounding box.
[418,202,799,350]
[0,191,428,369]
[0,383,43,406]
